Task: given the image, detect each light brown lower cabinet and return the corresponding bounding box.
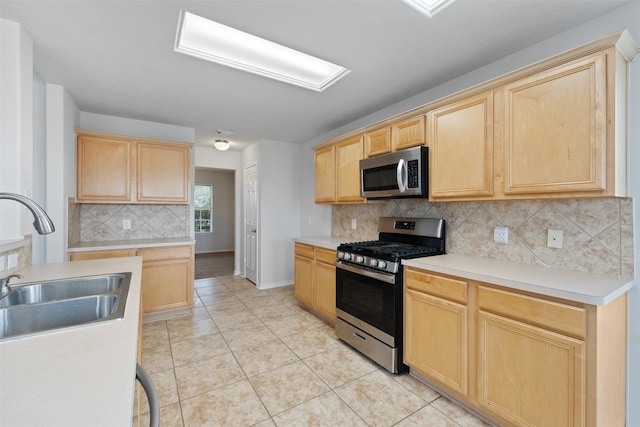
[69,244,194,313]
[293,243,336,324]
[404,266,627,427]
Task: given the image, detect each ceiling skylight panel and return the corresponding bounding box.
[402,0,457,17]
[175,11,350,91]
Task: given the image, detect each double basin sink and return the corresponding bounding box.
[0,273,131,340]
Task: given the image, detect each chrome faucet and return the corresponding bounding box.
[0,192,55,234]
[0,274,22,294]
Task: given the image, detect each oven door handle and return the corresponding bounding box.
[334,261,396,285]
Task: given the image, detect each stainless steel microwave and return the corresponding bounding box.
[360,146,428,199]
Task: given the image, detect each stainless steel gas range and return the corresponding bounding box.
[334,217,446,373]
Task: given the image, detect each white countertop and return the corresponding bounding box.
[0,257,143,427]
[68,237,194,252]
[403,253,634,305]
[295,236,345,251]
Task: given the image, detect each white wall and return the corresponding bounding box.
[255,140,301,289]
[32,72,46,263]
[79,112,195,143]
[194,168,234,254]
[0,19,33,241]
[44,84,79,263]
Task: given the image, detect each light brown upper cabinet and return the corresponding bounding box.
[392,115,426,151]
[314,144,336,203]
[429,91,495,200]
[502,51,608,196]
[136,142,190,203]
[314,135,365,204]
[313,31,636,203]
[365,127,392,157]
[77,133,133,203]
[335,135,365,203]
[76,130,191,204]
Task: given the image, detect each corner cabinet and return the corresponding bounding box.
[76,130,191,204]
[293,243,336,324]
[403,266,627,427]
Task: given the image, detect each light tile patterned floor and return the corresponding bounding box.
[134,276,492,427]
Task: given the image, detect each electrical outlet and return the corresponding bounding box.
[123,219,131,230]
[351,219,357,230]
[547,229,564,249]
[7,253,18,269]
[494,226,508,244]
[0,256,5,272]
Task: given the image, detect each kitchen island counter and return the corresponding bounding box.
[0,256,143,427]
[404,253,633,305]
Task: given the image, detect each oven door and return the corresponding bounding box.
[335,261,400,347]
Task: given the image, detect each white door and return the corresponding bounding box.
[244,164,258,284]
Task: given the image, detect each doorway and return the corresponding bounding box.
[194,252,234,279]
[194,167,236,279]
[244,163,258,284]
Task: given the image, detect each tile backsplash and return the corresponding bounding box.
[74,203,190,242]
[333,198,633,277]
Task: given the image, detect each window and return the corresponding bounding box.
[194,184,212,233]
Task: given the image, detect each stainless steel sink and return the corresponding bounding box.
[0,273,129,308]
[0,273,131,340]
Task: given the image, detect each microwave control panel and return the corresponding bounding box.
[407,159,419,188]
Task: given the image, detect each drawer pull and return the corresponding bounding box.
[354,332,367,342]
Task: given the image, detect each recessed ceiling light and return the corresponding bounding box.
[402,0,456,17]
[175,11,350,92]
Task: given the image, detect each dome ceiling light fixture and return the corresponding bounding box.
[213,129,236,151]
[214,139,230,151]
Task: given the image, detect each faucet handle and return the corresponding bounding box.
[0,274,23,292]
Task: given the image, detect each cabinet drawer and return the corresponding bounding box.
[295,243,314,259]
[137,245,192,261]
[478,285,586,338]
[315,247,336,264]
[405,268,467,304]
[70,249,135,261]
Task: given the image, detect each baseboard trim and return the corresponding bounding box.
[257,280,294,290]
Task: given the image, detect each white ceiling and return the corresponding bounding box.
[0,0,633,151]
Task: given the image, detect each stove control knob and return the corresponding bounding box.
[337,251,344,260]
[369,259,378,268]
[378,260,387,269]
[355,256,364,263]
[343,253,352,261]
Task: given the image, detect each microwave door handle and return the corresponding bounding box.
[396,159,407,193]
